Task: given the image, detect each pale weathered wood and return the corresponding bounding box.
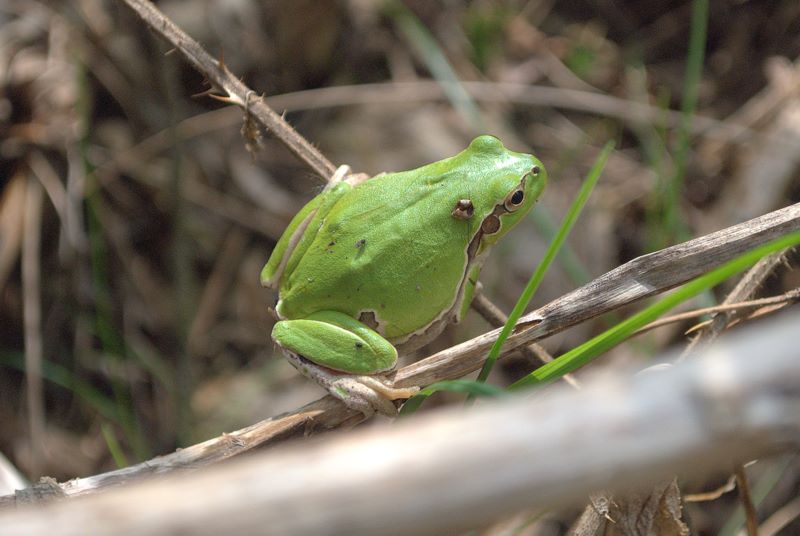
[1,312,799,535]
[0,202,797,504]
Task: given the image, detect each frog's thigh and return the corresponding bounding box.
[272,311,398,374]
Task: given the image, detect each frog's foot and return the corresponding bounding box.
[330,165,372,187]
[283,351,418,417]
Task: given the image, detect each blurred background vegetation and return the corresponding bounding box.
[1,0,800,533]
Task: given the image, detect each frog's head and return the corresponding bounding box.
[457,135,547,257]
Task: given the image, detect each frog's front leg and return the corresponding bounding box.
[272,311,419,417]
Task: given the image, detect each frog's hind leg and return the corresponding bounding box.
[280,350,418,417]
[272,311,419,417]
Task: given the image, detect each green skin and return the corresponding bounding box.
[262,135,547,415]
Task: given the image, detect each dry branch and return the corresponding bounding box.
[119,0,336,179]
[0,202,797,504]
[262,81,768,144]
[2,312,800,535]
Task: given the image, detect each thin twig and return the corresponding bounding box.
[684,474,737,502]
[634,288,800,336]
[91,78,782,192]
[680,249,790,360]
[263,82,762,144]
[119,0,337,179]
[23,176,45,479]
[735,465,760,536]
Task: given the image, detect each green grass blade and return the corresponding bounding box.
[530,208,592,286]
[662,0,709,245]
[101,422,130,469]
[385,0,485,130]
[510,232,800,390]
[0,352,124,424]
[77,60,147,459]
[400,380,508,416]
[476,141,615,383]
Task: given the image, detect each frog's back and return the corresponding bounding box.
[277,166,474,340]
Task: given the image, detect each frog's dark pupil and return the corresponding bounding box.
[511,190,524,205]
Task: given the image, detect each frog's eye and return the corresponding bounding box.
[504,188,525,212]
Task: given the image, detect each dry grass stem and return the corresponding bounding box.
[22,177,44,480]
[680,249,791,360]
[635,288,800,336]
[734,464,759,536]
[684,475,737,502]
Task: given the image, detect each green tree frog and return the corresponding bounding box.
[261,135,547,416]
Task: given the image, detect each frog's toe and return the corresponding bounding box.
[329,375,419,417]
[355,375,419,401]
[281,350,416,417]
[329,377,399,417]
